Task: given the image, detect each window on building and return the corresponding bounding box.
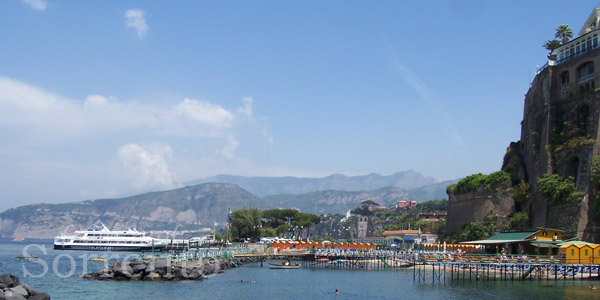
[576,42,581,54]
[588,38,592,50]
[594,35,599,48]
[578,62,595,80]
[585,249,589,256]
[570,46,575,57]
[561,71,570,85]
[571,249,575,256]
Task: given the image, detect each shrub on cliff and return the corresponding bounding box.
[446,171,511,195]
[537,173,577,206]
[444,215,500,243]
[508,212,530,228]
[590,156,600,220]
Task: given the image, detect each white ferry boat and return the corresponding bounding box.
[53,223,166,251]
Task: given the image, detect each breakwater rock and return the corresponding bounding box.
[0,274,51,300]
[83,257,261,281]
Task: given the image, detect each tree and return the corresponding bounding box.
[416,199,448,212]
[230,207,262,241]
[361,200,380,207]
[291,212,321,240]
[261,227,277,237]
[543,39,561,59]
[555,24,573,44]
[262,208,298,228]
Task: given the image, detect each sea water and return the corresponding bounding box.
[1,239,599,300]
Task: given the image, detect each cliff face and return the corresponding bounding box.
[447,42,600,241]
[512,54,600,241]
[445,185,515,233]
[0,183,266,239]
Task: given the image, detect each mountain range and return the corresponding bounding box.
[186,170,436,196]
[0,171,454,238]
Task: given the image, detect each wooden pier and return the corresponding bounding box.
[413,260,600,282]
[234,250,413,270]
[234,250,600,282]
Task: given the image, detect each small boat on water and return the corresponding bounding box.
[90,258,107,262]
[13,237,25,242]
[269,261,300,269]
[15,255,37,261]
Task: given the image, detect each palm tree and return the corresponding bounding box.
[555,24,573,44]
[543,39,561,60]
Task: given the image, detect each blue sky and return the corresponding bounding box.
[0,0,597,210]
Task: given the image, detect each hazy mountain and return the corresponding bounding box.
[405,179,459,201]
[0,175,457,239]
[262,186,408,215]
[0,183,265,239]
[187,170,436,196]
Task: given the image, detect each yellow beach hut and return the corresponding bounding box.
[577,244,593,264]
[559,244,579,263]
[591,244,600,264]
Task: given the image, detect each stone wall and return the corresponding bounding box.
[446,185,515,233]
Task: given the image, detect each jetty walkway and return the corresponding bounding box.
[134,245,600,283]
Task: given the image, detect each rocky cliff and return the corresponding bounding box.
[447,19,600,241]
[0,183,266,239]
[0,182,423,238]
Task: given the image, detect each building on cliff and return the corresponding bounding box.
[447,7,600,242]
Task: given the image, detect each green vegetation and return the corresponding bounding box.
[502,142,524,184]
[554,136,594,152]
[543,39,561,59]
[444,215,500,243]
[512,181,530,205]
[446,171,511,194]
[555,24,573,44]
[591,156,600,220]
[416,199,447,212]
[229,208,320,242]
[509,212,530,228]
[537,173,578,206]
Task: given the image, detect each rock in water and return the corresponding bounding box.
[0,274,50,300]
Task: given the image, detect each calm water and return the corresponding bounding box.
[1,239,599,300]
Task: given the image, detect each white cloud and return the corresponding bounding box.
[219,136,239,159]
[125,9,149,39]
[0,78,242,140]
[117,143,179,189]
[21,0,47,11]
[0,77,273,203]
[237,96,254,119]
[165,98,234,131]
[262,124,274,145]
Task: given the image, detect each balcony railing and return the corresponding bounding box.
[577,73,594,83]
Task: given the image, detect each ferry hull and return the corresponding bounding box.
[53,244,162,251]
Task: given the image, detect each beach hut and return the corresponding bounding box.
[591,244,600,264]
[577,244,593,264]
[559,244,580,263]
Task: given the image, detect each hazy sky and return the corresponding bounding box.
[0,1,597,211]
